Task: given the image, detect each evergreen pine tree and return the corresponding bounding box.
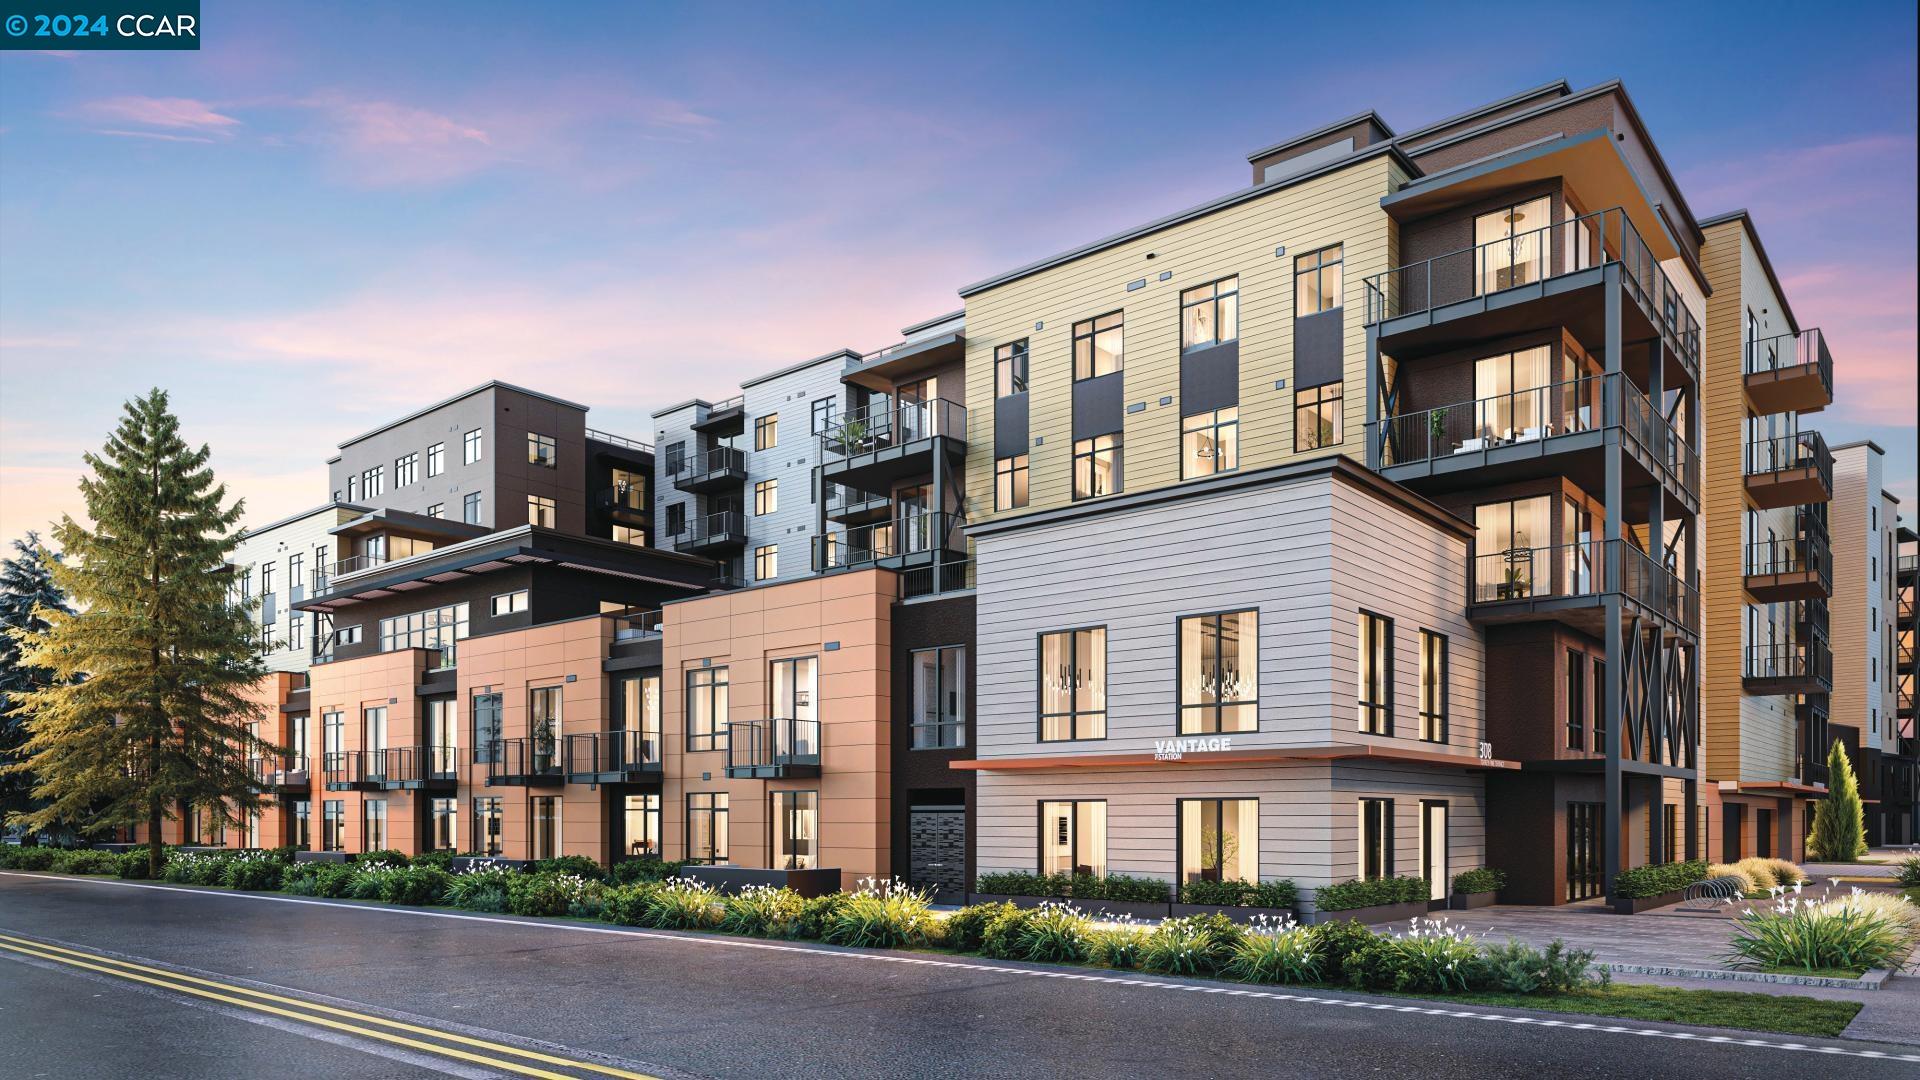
[0,532,75,829]
[4,390,270,873]
[1809,737,1868,861]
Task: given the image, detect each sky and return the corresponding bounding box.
[1,0,1915,542]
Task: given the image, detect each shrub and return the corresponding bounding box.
[719,884,806,938]
[1141,914,1244,976]
[1810,739,1867,861]
[2,846,59,870]
[221,853,285,891]
[796,892,851,939]
[50,850,121,875]
[1706,863,1758,894]
[262,846,299,865]
[642,878,722,929]
[1450,868,1506,896]
[1089,924,1151,969]
[1314,875,1427,912]
[349,862,403,900]
[1012,902,1096,963]
[1899,856,1920,890]
[974,871,1066,898]
[1762,858,1808,887]
[444,866,516,911]
[610,858,688,885]
[383,866,452,906]
[1344,917,1479,993]
[1308,919,1379,971]
[1733,858,1779,891]
[1611,859,1707,899]
[411,850,455,871]
[1222,915,1321,984]
[1177,878,1299,910]
[357,849,410,867]
[1470,938,1609,993]
[821,878,935,949]
[599,882,654,926]
[163,852,235,886]
[979,905,1037,959]
[941,902,1015,954]
[114,850,157,879]
[531,856,604,881]
[1728,889,1916,973]
[505,872,577,917]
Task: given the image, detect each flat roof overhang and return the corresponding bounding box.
[1734,781,1827,796]
[842,333,965,393]
[1382,129,1682,264]
[949,743,1520,772]
[331,508,490,545]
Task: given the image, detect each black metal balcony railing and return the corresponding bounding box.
[1795,596,1829,637]
[322,750,379,791]
[584,427,654,454]
[1363,206,1700,369]
[1744,532,1833,590]
[669,510,747,555]
[1746,327,1834,385]
[598,482,646,512]
[1745,429,1833,485]
[672,445,747,488]
[608,606,664,640]
[1744,640,1832,686]
[564,729,662,782]
[1899,552,1918,573]
[899,558,975,599]
[814,511,964,571]
[248,755,310,791]
[485,736,564,786]
[726,717,821,779]
[820,396,968,459]
[376,745,459,789]
[1470,538,1696,630]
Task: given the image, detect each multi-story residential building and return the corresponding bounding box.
[228,502,368,673]
[958,79,1705,908]
[1697,211,1833,863]
[1829,442,1910,846]
[1894,521,1918,844]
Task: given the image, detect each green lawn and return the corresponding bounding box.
[1382,984,1862,1038]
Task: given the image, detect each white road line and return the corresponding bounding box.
[6,870,1916,1065]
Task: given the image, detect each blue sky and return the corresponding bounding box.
[0,0,1914,537]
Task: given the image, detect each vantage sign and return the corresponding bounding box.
[1153,736,1232,761]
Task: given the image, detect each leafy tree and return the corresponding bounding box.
[0,532,75,829]
[3,390,270,873]
[1809,738,1867,861]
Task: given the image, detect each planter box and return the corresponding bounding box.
[1303,900,1429,926]
[1611,888,1687,914]
[1170,903,1295,924]
[1449,890,1500,910]
[682,865,842,898]
[293,850,352,864]
[1080,898,1172,921]
[968,892,1056,910]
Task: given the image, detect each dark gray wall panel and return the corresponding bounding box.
[1293,310,1344,388]
[1071,372,1125,441]
[993,393,1030,459]
[1179,341,1240,415]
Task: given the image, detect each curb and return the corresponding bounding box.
[1601,961,1891,991]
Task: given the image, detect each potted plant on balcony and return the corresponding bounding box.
[1428,407,1448,455]
[830,417,868,456]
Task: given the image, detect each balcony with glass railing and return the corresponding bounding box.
[1745,430,1833,510]
[1364,206,1700,384]
[819,396,967,490]
[1468,538,1696,637]
[1744,328,1833,415]
[813,510,965,573]
[607,606,663,641]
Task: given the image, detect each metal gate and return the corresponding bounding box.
[909,807,965,900]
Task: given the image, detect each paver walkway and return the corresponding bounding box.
[1376,900,1747,972]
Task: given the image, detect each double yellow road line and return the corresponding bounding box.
[0,931,660,1080]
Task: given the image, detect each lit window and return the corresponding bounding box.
[754,479,778,516]
[1039,627,1105,740]
[1358,611,1393,735]
[528,495,555,528]
[754,544,778,581]
[1071,312,1123,380]
[1293,244,1343,314]
[755,414,778,451]
[1359,798,1394,878]
[995,455,1029,510]
[612,524,645,546]
[995,340,1029,396]
[1180,276,1239,351]
[1418,630,1447,743]
[1179,610,1258,734]
[1180,798,1257,885]
[1294,383,1343,451]
[1072,433,1121,499]
[772,791,816,870]
[528,433,556,468]
[687,793,729,863]
[491,590,528,616]
[1181,407,1239,479]
[1040,800,1106,877]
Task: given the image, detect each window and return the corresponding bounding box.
[1180,276,1239,351]
[463,429,483,465]
[335,624,362,647]
[754,479,778,516]
[1294,245,1343,314]
[363,706,388,754]
[1071,311,1123,380]
[754,544,779,581]
[1357,611,1393,735]
[686,666,729,752]
[1473,346,1554,441]
[430,798,457,852]
[531,796,561,860]
[468,692,501,764]
[1180,798,1257,884]
[1473,197,1550,294]
[322,710,344,768]
[288,612,304,653]
[1072,433,1121,499]
[1566,649,1586,750]
[754,414,778,451]
[995,340,1030,396]
[363,799,387,851]
[1039,627,1106,740]
[614,673,662,763]
[362,466,384,498]
[663,441,686,475]
[1179,610,1258,734]
[687,792,729,863]
[426,698,457,774]
[290,800,310,850]
[462,492,483,524]
[527,432,556,468]
[772,790,817,870]
[994,455,1029,510]
[491,590,529,616]
[612,524,645,546]
[1293,383,1343,451]
[426,503,444,519]
[1474,496,1553,601]
[378,602,469,655]
[1039,800,1106,878]
[623,794,661,858]
[426,442,444,477]
[810,398,836,435]
[1181,407,1239,479]
[1418,631,1447,743]
[528,494,556,528]
[528,686,562,758]
[664,503,687,538]
[1359,798,1394,878]
[1591,658,1606,752]
[912,646,966,749]
[472,797,503,856]
[395,452,419,487]
[322,801,344,852]
[288,553,303,597]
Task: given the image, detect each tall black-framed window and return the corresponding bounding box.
[664,503,687,538]
[1181,407,1239,479]
[686,792,729,863]
[1071,312,1123,380]
[1038,800,1106,877]
[1565,649,1585,750]
[1591,657,1607,752]
[995,340,1029,397]
[771,790,818,870]
[471,692,502,763]
[1417,630,1447,743]
[1294,244,1344,314]
[1178,797,1258,884]
[1178,609,1258,734]
[1357,611,1393,735]
[663,441,686,475]
[911,645,966,749]
[995,455,1029,510]
[1359,797,1394,879]
[686,666,730,752]
[1038,627,1106,741]
[1072,433,1121,499]
[810,398,835,435]
[1180,275,1239,351]
[472,796,503,856]
[754,414,778,451]
[1294,382,1343,451]
[322,800,344,852]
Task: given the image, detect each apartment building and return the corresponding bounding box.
[228,502,368,673]
[1895,523,1918,844]
[1697,211,1834,863]
[1829,442,1913,845]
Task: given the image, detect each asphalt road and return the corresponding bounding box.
[1,871,1914,1080]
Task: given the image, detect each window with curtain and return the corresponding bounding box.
[1071,312,1123,380]
[1180,798,1258,884]
[1073,434,1122,499]
[995,455,1029,510]
[1040,800,1107,878]
[1472,345,1553,440]
[1039,628,1106,740]
[1357,611,1393,735]
[1293,245,1343,314]
[531,796,561,860]
[1472,196,1551,294]
[1180,276,1239,351]
[1474,496,1553,601]
[1182,408,1239,479]
[1293,383,1342,451]
[995,340,1029,396]
[1179,610,1258,734]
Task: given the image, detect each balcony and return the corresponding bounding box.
[564,729,662,784]
[1796,698,1830,787]
[824,482,892,526]
[1744,640,1832,696]
[607,606,663,641]
[1468,538,1696,638]
[898,558,975,600]
[670,510,748,557]
[819,396,967,491]
[813,511,965,573]
[726,717,820,779]
[248,755,310,795]
[672,446,748,495]
[485,737,565,787]
[374,746,460,792]
[1745,329,1833,416]
[1364,206,1700,386]
[598,483,648,521]
[585,427,655,455]
[1794,595,1829,639]
[1744,528,1832,604]
[690,395,745,438]
[1372,372,1697,510]
[1745,430,1833,510]
[322,750,382,792]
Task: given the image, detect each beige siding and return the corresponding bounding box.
[1832,445,1887,748]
